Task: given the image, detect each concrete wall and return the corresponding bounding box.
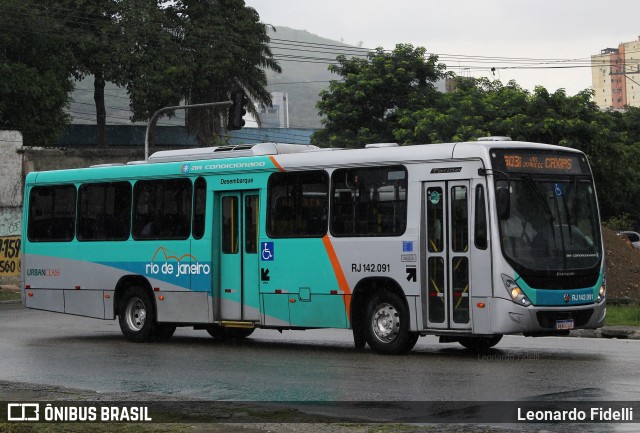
[0,131,23,236]
[0,131,24,286]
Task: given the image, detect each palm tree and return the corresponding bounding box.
[173,0,282,145]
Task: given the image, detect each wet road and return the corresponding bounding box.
[1,302,639,431]
[1,303,638,402]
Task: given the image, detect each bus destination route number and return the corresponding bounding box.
[494,150,584,175]
[504,155,574,171]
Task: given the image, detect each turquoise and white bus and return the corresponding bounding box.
[21,139,606,354]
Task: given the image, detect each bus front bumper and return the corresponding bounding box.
[490,297,607,336]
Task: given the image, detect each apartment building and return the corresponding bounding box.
[254,92,289,128]
[592,37,640,109]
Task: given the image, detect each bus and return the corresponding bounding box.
[21,138,606,354]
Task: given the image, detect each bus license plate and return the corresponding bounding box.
[555,319,574,330]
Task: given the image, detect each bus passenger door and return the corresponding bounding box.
[218,191,260,322]
[423,181,471,330]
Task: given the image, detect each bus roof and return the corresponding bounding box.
[25,140,583,185]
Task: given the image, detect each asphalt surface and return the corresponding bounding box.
[1,301,639,433]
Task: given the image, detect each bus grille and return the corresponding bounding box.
[536,309,594,329]
[522,273,599,290]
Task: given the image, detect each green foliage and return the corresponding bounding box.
[316,65,640,222]
[313,44,447,148]
[603,214,635,231]
[30,0,278,147]
[605,304,640,326]
[0,0,73,145]
[128,0,281,146]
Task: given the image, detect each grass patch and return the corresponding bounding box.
[0,291,20,302]
[605,304,640,326]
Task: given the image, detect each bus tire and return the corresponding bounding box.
[353,327,366,350]
[118,287,156,343]
[363,291,412,355]
[459,335,503,352]
[406,332,420,351]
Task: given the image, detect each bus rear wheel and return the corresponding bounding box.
[458,335,503,352]
[363,291,413,355]
[118,287,156,342]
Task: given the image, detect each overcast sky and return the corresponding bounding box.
[245,0,640,95]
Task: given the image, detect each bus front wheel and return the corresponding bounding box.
[118,287,157,342]
[363,291,413,355]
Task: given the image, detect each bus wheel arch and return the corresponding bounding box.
[352,277,415,355]
[114,276,158,342]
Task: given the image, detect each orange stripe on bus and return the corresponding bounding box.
[269,155,285,172]
[322,235,352,322]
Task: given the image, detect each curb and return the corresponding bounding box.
[0,300,21,305]
[570,326,640,340]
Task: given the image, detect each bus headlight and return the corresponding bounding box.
[596,279,606,303]
[502,274,531,307]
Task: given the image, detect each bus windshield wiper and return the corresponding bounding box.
[522,175,554,227]
[561,176,577,245]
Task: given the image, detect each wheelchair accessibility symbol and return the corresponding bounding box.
[261,242,274,261]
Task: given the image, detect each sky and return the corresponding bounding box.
[245,0,640,95]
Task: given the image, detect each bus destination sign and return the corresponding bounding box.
[491,149,585,175]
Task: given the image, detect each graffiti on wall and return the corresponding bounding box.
[0,208,22,237]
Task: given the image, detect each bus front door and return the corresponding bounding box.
[218,191,260,322]
[423,181,471,330]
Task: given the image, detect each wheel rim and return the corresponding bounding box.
[125,297,146,331]
[371,302,400,343]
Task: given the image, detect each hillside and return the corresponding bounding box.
[265,26,361,128]
[603,227,640,301]
[69,27,358,130]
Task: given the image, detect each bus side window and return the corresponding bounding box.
[474,185,488,250]
[77,182,131,241]
[267,171,328,238]
[28,185,76,242]
[133,179,192,240]
[192,177,206,240]
[330,166,407,237]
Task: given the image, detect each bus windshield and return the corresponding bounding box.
[496,177,601,273]
[490,148,601,275]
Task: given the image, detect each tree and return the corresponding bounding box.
[315,64,640,223]
[0,0,73,145]
[312,44,448,148]
[128,0,281,146]
[47,0,171,147]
